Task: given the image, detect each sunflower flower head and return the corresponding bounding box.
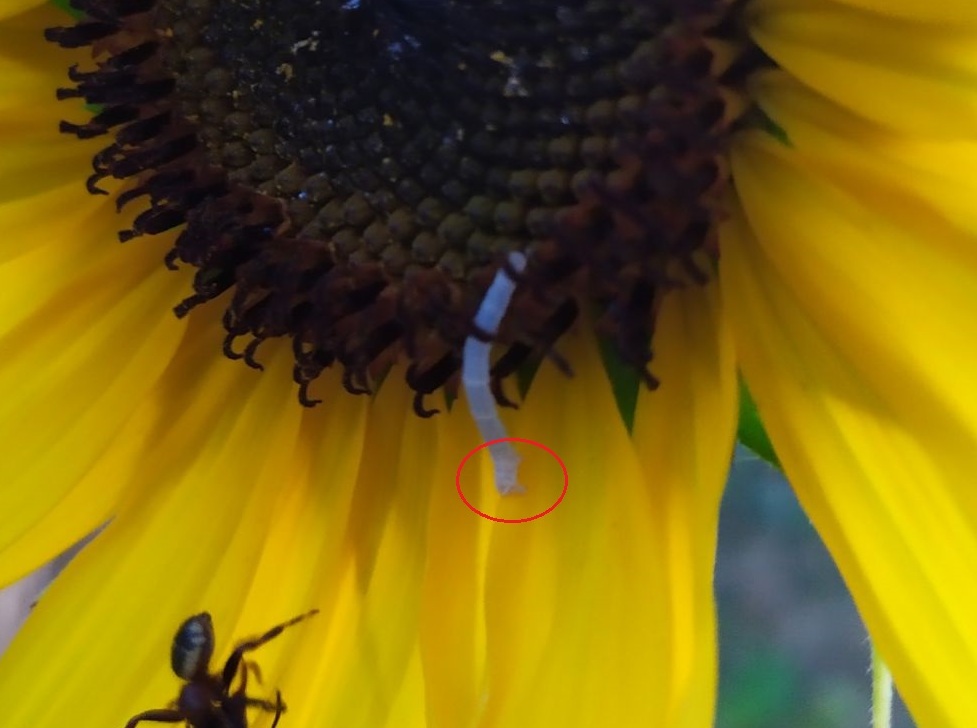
[43,0,748,416]
[2,1,977,728]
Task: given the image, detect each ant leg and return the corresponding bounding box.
[242,690,286,722]
[245,659,265,685]
[220,610,319,689]
[123,709,185,728]
[242,697,284,712]
[269,691,286,728]
[231,658,264,695]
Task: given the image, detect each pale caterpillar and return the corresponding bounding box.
[462,251,528,496]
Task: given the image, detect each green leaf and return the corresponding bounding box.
[737,379,780,467]
[51,0,82,17]
[598,337,640,432]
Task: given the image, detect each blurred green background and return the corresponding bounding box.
[718,448,915,728]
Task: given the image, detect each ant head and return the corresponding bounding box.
[170,612,215,681]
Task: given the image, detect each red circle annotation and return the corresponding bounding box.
[455,437,568,523]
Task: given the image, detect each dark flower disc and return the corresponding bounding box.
[46,0,753,416]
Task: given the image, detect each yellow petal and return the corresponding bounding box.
[291,377,441,727]
[0,0,48,23]
[218,370,374,724]
[419,402,490,728]
[0,395,157,586]
[820,0,977,26]
[441,329,675,725]
[0,342,312,728]
[235,369,436,728]
[0,181,117,266]
[0,317,446,728]
[724,132,977,726]
[481,335,657,725]
[385,647,428,728]
[632,280,738,727]
[0,126,101,203]
[0,191,187,582]
[0,4,79,108]
[751,69,977,235]
[749,1,977,135]
[0,4,98,200]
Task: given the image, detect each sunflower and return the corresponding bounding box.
[1,0,976,726]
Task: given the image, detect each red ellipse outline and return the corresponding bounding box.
[455,437,568,523]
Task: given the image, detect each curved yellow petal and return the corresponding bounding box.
[0,0,48,23]
[0,126,101,203]
[0,180,110,265]
[724,132,977,726]
[419,401,489,728]
[751,69,977,235]
[0,285,440,728]
[385,648,427,728]
[429,330,673,726]
[219,372,373,723]
[0,396,158,586]
[0,279,734,728]
[632,281,738,728]
[289,378,441,727]
[3,341,433,728]
[0,342,311,728]
[749,0,977,135]
[758,0,977,26]
[0,192,187,583]
[0,5,97,199]
[0,5,81,107]
[481,334,656,725]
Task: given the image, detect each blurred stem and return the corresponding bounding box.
[872,643,893,728]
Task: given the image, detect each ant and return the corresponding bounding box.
[124,610,319,728]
